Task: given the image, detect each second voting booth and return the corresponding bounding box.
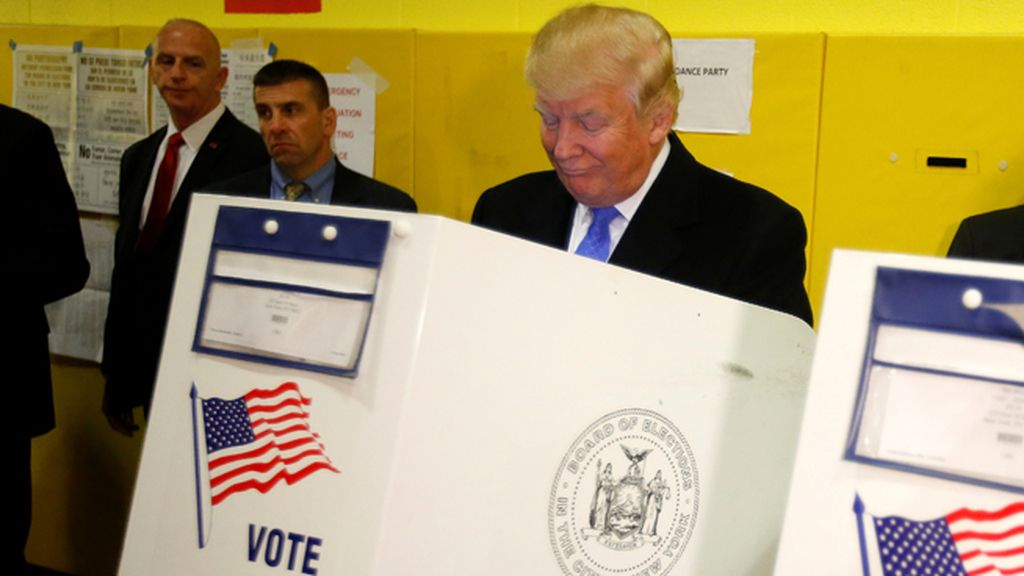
[118,195,815,575]
[775,251,1023,575]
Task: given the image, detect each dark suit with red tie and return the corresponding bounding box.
[102,109,268,414]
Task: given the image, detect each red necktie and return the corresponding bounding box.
[138,132,185,252]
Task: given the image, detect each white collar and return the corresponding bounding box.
[579,137,671,222]
[613,138,670,221]
[167,102,226,151]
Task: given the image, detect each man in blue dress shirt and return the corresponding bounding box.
[210,59,415,212]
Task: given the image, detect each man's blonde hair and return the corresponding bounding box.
[525,4,680,119]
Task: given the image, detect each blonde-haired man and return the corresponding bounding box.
[473,5,812,325]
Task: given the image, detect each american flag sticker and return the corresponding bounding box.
[190,382,339,548]
[853,494,1024,576]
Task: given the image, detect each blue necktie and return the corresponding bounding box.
[575,206,620,262]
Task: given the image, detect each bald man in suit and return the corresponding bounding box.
[102,19,268,435]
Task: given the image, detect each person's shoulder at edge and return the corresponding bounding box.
[661,145,812,325]
[948,204,1024,260]
[472,170,564,225]
[337,162,417,213]
[202,161,418,213]
[202,163,270,198]
[215,108,269,163]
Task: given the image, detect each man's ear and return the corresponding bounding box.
[323,105,338,138]
[215,65,228,92]
[647,99,675,145]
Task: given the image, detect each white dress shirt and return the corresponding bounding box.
[567,139,671,257]
[138,102,227,228]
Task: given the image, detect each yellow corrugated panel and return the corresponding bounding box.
[811,35,1024,313]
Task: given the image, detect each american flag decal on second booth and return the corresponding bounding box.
[854,494,1024,576]
[190,382,339,548]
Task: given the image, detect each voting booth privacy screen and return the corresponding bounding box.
[775,250,1023,576]
[119,194,815,575]
[847,267,1023,494]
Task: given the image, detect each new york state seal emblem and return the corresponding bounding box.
[548,409,699,576]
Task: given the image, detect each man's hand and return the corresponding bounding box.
[102,386,139,437]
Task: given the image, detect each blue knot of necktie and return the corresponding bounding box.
[575,206,620,262]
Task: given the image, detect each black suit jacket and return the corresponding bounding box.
[473,133,813,325]
[3,105,89,436]
[948,205,1024,263]
[207,159,417,213]
[103,108,268,411]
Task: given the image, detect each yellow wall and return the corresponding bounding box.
[8,0,1024,32]
[810,35,1024,312]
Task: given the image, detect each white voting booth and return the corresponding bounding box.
[119,194,815,576]
[775,250,1024,575]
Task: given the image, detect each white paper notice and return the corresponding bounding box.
[324,73,376,178]
[223,46,271,132]
[14,46,148,214]
[151,85,169,133]
[13,45,75,171]
[873,323,1024,384]
[867,366,1023,489]
[46,288,110,362]
[200,282,371,370]
[214,250,379,295]
[45,218,117,361]
[672,39,755,134]
[75,49,149,214]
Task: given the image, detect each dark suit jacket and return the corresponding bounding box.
[3,105,89,436]
[103,108,268,412]
[948,205,1024,263]
[473,132,813,326]
[207,159,417,213]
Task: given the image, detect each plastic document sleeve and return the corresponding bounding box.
[846,267,1024,494]
[192,206,391,377]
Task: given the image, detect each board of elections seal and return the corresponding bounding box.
[548,409,699,576]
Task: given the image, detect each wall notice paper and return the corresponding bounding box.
[672,39,754,134]
[46,218,116,361]
[13,45,75,170]
[75,48,149,214]
[223,44,271,132]
[324,73,376,177]
[152,45,269,133]
[13,45,148,215]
